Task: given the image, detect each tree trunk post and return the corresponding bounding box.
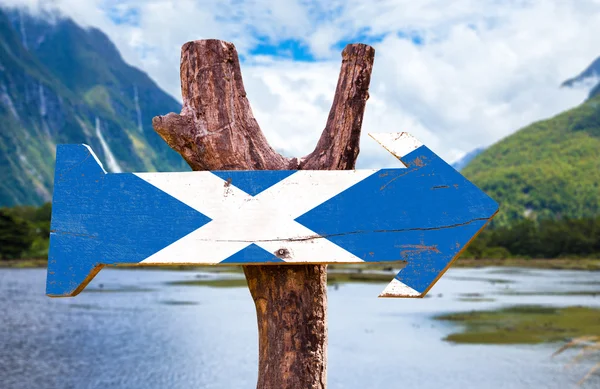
[153,39,375,389]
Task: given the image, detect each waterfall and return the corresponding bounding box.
[39,83,46,117]
[17,147,51,201]
[95,117,123,173]
[19,9,28,49]
[39,83,50,136]
[133,85,143,132]
[17,148,43,182]
[1,84,19,120]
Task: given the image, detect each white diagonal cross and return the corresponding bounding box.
[135,170,376,264]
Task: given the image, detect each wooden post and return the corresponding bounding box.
[152,39,375,389]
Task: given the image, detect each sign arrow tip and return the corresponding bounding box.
[378,278,422,298]
[368,132,424,163]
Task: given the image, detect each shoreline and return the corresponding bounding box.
[2,257,600,271]
[453,257,600,270]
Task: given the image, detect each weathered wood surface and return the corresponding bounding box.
[47,132,498,299]
[46,39,498,389]
[155,39,374,389]
[152,40,374,172]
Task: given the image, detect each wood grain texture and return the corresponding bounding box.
[299,44,375,170]
[246,265,327,389]
[152,39,375,389]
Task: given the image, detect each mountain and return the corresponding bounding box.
[462,94,600,226]
[451,147,484,171]
[561,56,600,100]
[0,7,188,206]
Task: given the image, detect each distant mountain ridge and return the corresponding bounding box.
[451,147,484,171]
[462,93,600,226]
[561,55,600,100]
[0,7,188,206]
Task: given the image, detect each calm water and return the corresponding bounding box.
[1,267,599,389]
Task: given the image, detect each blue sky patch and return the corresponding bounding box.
[332,27,387,53]
[105,5,140,26]
[249,38,315,61]
[397,31,424,45]
[245,27,423,63]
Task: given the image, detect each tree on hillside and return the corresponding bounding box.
[0,209,34,260]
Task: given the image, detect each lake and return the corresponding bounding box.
[1,267,599,388]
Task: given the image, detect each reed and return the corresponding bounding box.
[553,336,600,386]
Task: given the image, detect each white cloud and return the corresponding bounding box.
[2,0,598,166]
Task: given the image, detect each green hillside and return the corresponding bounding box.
[0,8,187,206]
[462,95,600,226]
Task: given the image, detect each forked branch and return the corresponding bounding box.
[152,39,375,389]
[152,39,375,172]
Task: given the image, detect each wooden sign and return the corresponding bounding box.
[46,132,498,298]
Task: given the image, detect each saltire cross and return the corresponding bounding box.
[47,133,498,298]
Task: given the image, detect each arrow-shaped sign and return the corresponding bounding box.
[46,133,498,298]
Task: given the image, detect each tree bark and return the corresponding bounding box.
[153,39,374,389]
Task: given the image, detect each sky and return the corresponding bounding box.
[2,0,600,167]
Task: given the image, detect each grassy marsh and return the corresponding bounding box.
[435,305,600,344]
